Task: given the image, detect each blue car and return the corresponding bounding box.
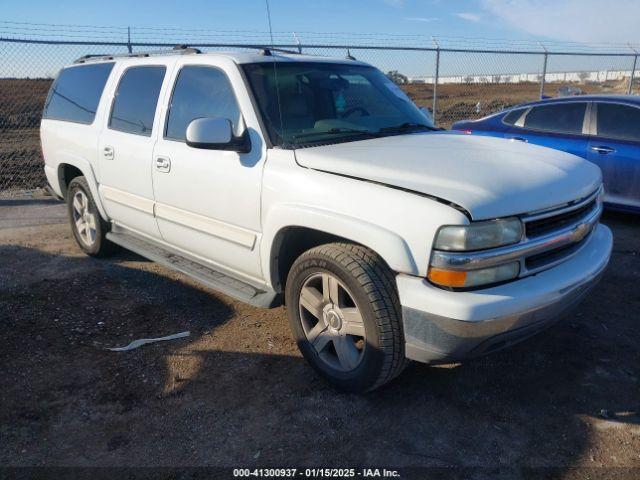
[452,95,640,213]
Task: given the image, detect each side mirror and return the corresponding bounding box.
[185,117,250,153]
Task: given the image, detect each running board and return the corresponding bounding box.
[106,229,278,308]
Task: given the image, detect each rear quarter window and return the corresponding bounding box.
[502,108,525,125]
[43,62,114,124]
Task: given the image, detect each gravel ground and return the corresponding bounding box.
[0,197,639,478]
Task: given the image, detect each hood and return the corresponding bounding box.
[294,132,602,220]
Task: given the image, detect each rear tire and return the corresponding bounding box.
[67,176,115,257]
[285,242,407,392]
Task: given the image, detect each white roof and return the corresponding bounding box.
[73,49,369,67]
[217,50,368,66]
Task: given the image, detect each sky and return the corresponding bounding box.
[2,0,640,47]
[2,0,639,79]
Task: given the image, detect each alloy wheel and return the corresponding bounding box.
[72,190,97,247]
[298,272,367,372]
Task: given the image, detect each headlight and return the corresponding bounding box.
[433,217,523,251]
[429,217,524,289]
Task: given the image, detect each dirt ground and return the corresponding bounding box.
[0,197,639,478]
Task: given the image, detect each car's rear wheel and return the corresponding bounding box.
[67,176,115,257]
[285,243,407,392]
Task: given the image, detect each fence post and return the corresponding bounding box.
[432,37,440,125]
[539,50,548,99]
[127,27,132,53]
[630,55,638,94]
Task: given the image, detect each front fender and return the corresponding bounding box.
[261,203,420,286]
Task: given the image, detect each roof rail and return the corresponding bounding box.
[259,47,304,56]
[73,44,201,64]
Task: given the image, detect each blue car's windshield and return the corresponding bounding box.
[242,61,435,148]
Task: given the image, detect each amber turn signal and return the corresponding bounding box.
[427,267,467,288]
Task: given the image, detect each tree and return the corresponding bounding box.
[386,70,408,85]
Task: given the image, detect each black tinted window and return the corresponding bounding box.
[44,63,114,124]
[502,108,525,125]
[597,103,640,142]
[523,103,586,134]
[166,66,241,141]
[109,66,166,136]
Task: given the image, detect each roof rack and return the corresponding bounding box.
[73,44,201,64]
[259,47,304,56]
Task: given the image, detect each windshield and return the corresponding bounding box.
[242,61,435,148]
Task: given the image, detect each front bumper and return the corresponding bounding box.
[397,224,613,363]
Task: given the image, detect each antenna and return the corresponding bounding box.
[264,0,275,49]
[263,0,285,145]
[293,31,302,54]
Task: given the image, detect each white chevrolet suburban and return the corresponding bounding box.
[41,47,612,392]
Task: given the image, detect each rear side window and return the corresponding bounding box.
[502,108,526,125]
[165,66,241,141]
[109,66,166,136]
[596,103,640,142]
[523,103,586,134]
[44,63,114,124]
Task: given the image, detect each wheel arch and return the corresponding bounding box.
[262,206,419,292]
[56,158,108,221]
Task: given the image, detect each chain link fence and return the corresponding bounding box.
[1,36,638,196]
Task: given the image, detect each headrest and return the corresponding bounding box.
[282,94,310,117]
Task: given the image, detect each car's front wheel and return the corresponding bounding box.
[285,243,407,392]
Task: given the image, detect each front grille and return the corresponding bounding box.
[525,197,597,239]
[519,189,601,274]
[525,242,583,271]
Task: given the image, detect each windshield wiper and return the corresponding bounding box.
[292,127,380,141]
[378,122,438,134]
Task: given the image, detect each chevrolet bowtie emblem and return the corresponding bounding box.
[571,223,591,242]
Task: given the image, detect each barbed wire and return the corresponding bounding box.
[1,20,639,53]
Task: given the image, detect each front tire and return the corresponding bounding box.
[67,176,115,257]
[285,243,407,392]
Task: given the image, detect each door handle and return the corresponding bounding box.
[509,137,528,143]
[590,145,615,154]
[155,156,171,173]
[103,146,114,160]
